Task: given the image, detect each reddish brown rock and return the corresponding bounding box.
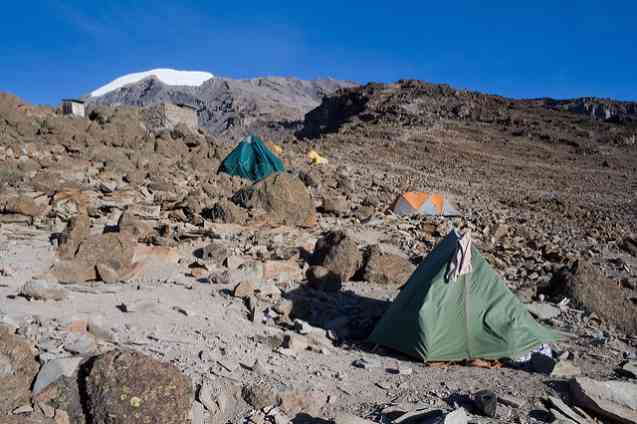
[313,231,362,282]
[361,245,415,286]
[0,326,39,415]
[85,350,192,424]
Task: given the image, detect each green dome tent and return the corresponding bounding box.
[218,134,285,182]
[369,230,559,362]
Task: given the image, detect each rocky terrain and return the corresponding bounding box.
[1,77,637,424]
[86,73,355,137]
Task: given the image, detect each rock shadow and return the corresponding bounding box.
[291,413,332,424]
[284,283,389,343]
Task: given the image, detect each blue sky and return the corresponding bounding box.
[1,0,635,105]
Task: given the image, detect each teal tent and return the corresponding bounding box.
[369,230,559,362]
[218,135,285,182]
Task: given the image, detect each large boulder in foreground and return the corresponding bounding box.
[540,261,637,334]
[234,173,316,227]
[313,231,363,282]
[361,245,415,286]
[85,350,192,424]
[0,326,39,415]
[570,377,637,423]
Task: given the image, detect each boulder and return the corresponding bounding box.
[202,200,248,225]
[570,377,637,424]
[320,195,349,216]
[117,211,155,242]
[242,381,324,417]
[235,173,316,227]
[234,281,256,298]
[57,212,89,260]
[32,357,83,395]
[51,233,137,283]
[621,237,637,257]
[196,379,244,423]
[0,195,45,217]
[313,231,362,282]
[263,260,303,283]
[474,390,497,418]
[85,350,192,424]
[200,242,230,263]
[0,326,39,415]
[361,245,415,286]
[210,261,264,286]
[622,361,637,379]
[19,279,67,301]
[540,261,637,334]
[242,381,279,410]
[550,361,581,378]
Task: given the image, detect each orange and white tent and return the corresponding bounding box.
[391,192,461,217]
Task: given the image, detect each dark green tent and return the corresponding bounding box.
[218,135,285,182]
[369,230,559,362]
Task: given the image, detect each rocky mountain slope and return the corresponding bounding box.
[86,69,355,136]
[302,80,637,143]
[1,78,637,424]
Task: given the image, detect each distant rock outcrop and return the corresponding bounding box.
[300,80,637,146]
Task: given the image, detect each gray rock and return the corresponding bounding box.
[191,400,208,424]
[32,357,83,395]
[443,408,468,424]
[19,279,67,301]
[531,352,556,374]
[87,314,114,341]
[474,390,497,417]
[622,361,637,379]
[570,377,637,423]
[63,333,97,355]
[526,302,561,320]
[352,357,381,369]
[332,412,375,424]
[321,195,349,217]
[546,395,594,424]
[551,361,581,378]
[0,352,15,378]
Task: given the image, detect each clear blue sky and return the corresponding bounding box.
[1,1,635,105]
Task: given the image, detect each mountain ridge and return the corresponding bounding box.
[85,70,356,136]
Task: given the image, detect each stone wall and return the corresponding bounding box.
[142,103,198,131]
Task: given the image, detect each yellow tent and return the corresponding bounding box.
[307,150,328,165]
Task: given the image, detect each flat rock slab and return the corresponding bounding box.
[570,377,637,424]
[526,303,561,320]
[551,361,581,378]
[622,361,637,379]
[32,356,83,395]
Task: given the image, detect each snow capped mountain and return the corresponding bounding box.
[90,68,214,97]
[86,68,356,136]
